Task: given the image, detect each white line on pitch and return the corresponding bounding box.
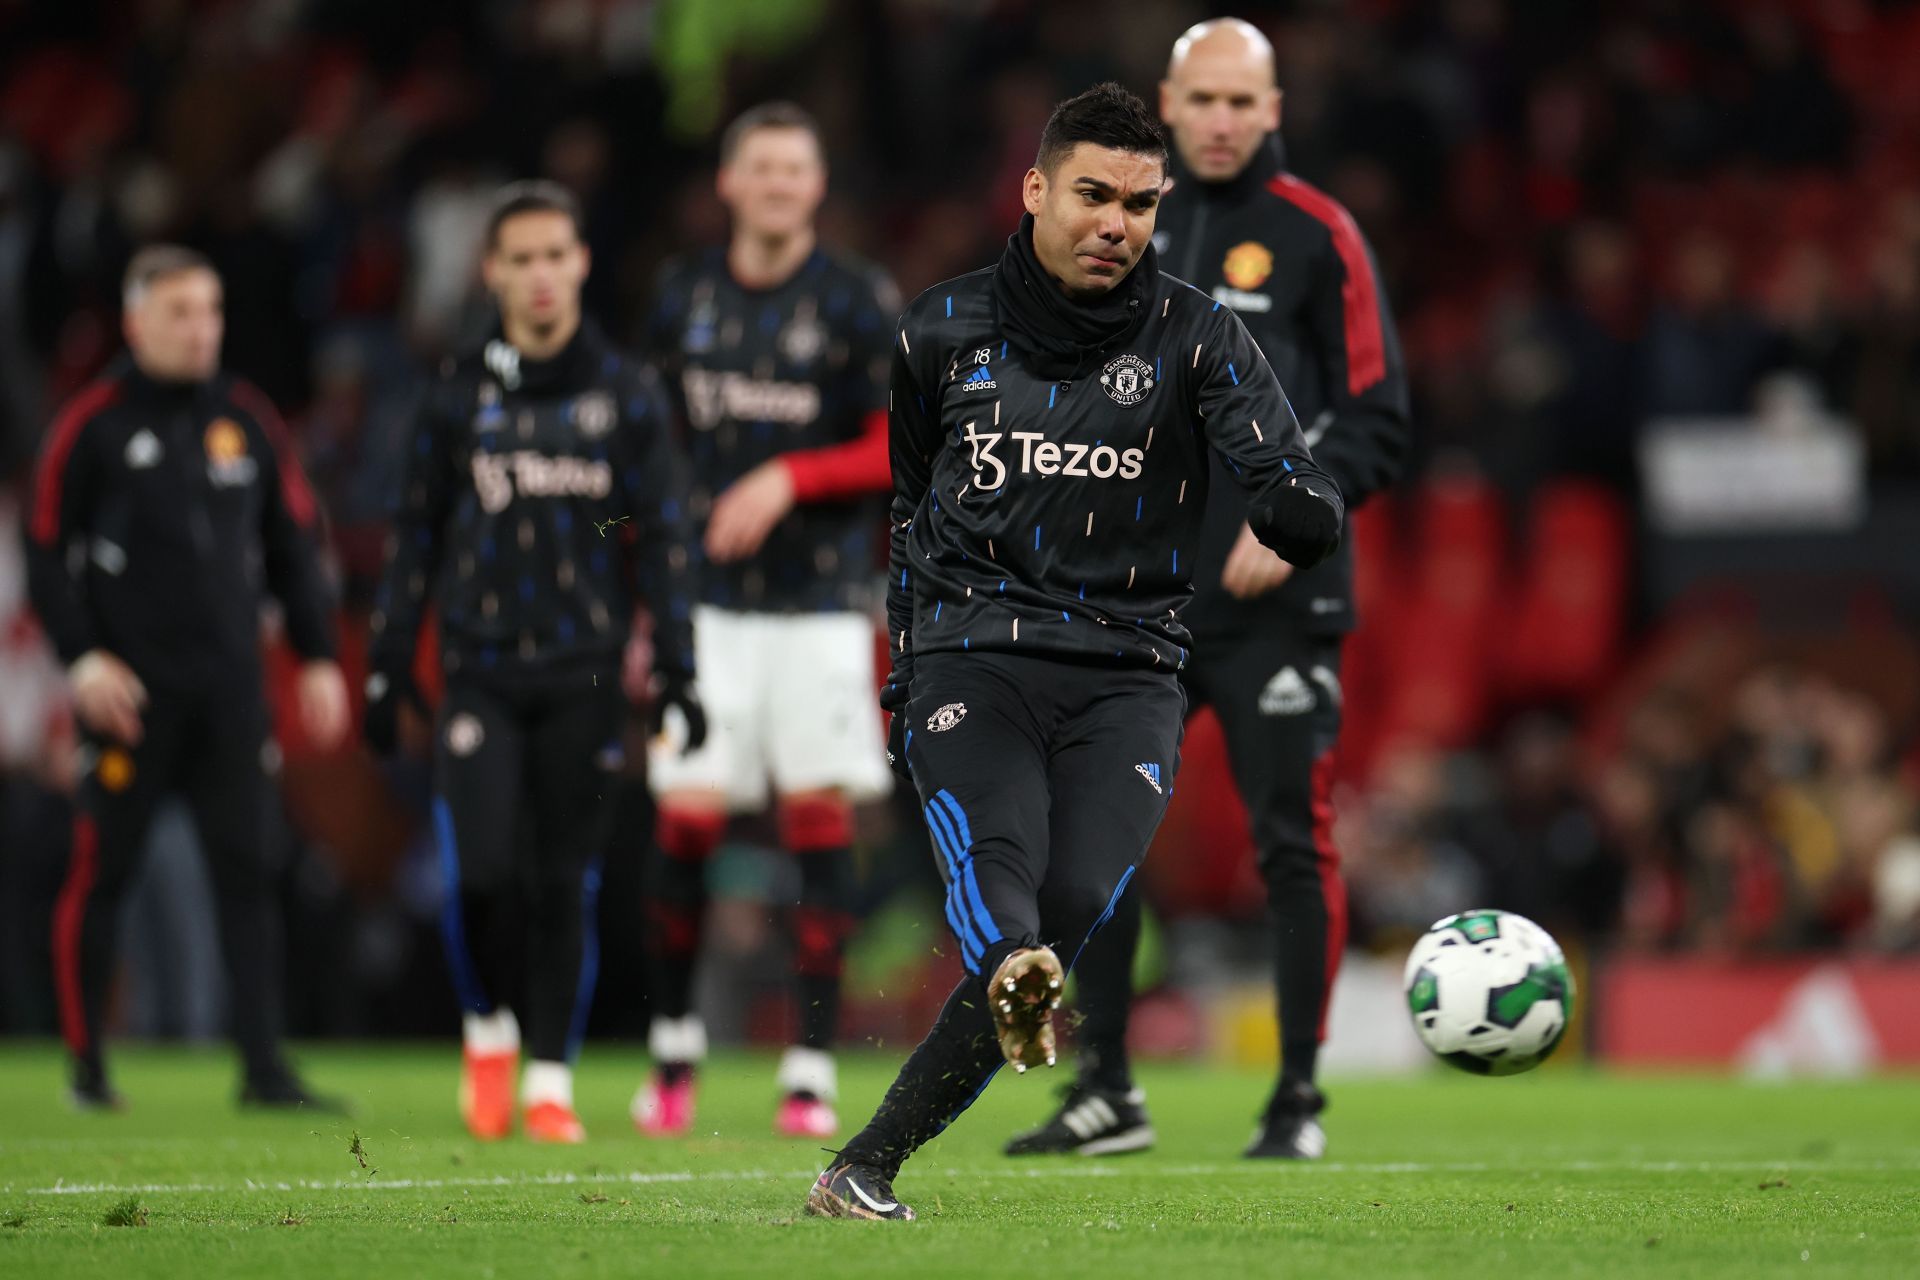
[15,1159,1916,1197]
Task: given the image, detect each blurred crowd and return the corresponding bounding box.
[4,0,1920,1042]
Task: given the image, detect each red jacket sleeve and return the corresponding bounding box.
[23,380,120,665]
[779,407,891,501]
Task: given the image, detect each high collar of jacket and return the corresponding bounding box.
[1167,133,1285,208]
[483,317,607,394]
[992,212,1158,382]
[117,357,217,411]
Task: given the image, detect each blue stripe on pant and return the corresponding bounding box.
[923,799,986,970]
[1068,865,1136,972]
[565,856,603,1062]
[930,789,1002,948]
[433,796,492,1015]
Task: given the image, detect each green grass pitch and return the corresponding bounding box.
[1,1044,1915,1278]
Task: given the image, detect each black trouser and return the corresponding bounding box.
[1071,629,1347,1095]
[432,672,624,1064]
[840,651,1183,1175]
[53,685,286,1086]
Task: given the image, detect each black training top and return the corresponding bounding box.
[369,320,697,685]
[1154,138,1411,639]
[881,224,1344,705]
[644,247,897,613]
[26,360,337,693]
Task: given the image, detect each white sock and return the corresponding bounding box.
[649,1015,708,1065]
[776,1046,837,1101]
[521,1060,573,1108]
[463,1008,520,1055]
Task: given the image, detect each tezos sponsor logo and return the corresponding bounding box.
[470,451,613,514]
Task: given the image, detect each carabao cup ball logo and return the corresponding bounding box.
[1100,353,1155,406]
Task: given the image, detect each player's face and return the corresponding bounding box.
[483,210,589,335]
[1023,144,1168,298]
[125,269,224,382]
[719,127,826,240]
[1160,48,1281,182]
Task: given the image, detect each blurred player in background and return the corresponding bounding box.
[634,102,899,1141]
[1005,19,1410,1161]
[26,246,350,1109]
[364,182,703,1143]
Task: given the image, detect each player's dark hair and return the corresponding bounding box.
[484,180,583,250]
[1035,82,1169,177]
[122,244,215,304]
[719,100,823,166]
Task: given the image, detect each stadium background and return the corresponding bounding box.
[2,0,1919,1076]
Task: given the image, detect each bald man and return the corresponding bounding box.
[1005,19,1410,1161]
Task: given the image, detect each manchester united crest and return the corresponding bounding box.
[203,417,258,487]
[1100,353,1155,406]
[778,313,828,364]
[571,390,617,439]
[1222,241,1274,291]
[926,702,968,733]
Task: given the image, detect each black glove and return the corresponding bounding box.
[1249,476,1343,570]
[362,668,423,756]
[652,673,708,755]
[885,708,913,783]
[360,667,422,756]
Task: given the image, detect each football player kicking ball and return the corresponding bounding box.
[1006,17,1411,1163]
[805,83,1342,1220]
[366,182,703,1143]
[634,102,899,1141]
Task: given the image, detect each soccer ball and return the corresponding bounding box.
[1403,909,1574,1076]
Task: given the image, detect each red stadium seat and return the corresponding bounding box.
[1495,481,1631,706]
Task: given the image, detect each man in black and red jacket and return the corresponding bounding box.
[1005,18,1412,1162]
[26,245,350,1109]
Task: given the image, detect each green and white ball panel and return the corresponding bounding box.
[1402,909,1575,1077]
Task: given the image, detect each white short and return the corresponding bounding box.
[648,605,893,811]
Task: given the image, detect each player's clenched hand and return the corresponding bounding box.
[362,669,425,757]
[1248,477,1342,570]
[1220,521,1296,599]
[298,660,351,751]
[652,673,708,755]
[704,460,796,564]
[70,649,147,745]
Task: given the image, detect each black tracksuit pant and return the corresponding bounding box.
[841,651,1183,1175]
[54,684,286,1087]
[1073,628,1348,1094]
[431,670,624,1064]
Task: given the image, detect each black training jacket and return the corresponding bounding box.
[882,262,1343,699]
[369,320,697,686]
[25,360,336,693]
[644,247,897,613]
[1154,138,1410,639]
